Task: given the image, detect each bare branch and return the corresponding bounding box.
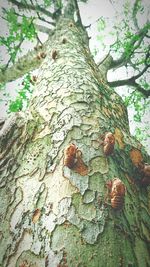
[133,81,150,97]
[36,12,56,26]
[108,70,150,98]
[97,53,113,79]
[34,23,51,34]
[9,0,55,19]
[84,24,91,29]
[134,64,150,80]
[52,0,62,19]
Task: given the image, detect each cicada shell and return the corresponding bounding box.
[107,178,126,210]
[51,49,57,60]
[140,176,150,187]
[138,163,150,187]
[64,143,78,169]
[40,52,46,58]
[32,75,37,82]
[142,164,150,177]
[111,195,124,209]
[103,132,115,156]
[69,22,74,27]
[62,37,67,44]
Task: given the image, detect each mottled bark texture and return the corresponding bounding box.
[0,18,150,267]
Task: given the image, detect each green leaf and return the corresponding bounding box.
[97,17,106,32]
[44,0,51,6]
[21,16,36,40]
[9,98,23,112]
[0,83,5,91]
[134,114,141,122]
[8,73,34,113]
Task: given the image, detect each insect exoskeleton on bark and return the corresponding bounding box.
[106,178,126,210]
[103,132,115,156]
[63,143,78,169]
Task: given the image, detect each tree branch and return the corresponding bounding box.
[132,0,150,38]
[36,11,56,26]
[108,72,150,98]
[132,0,140,30]
[0,45,47,83]
[97,53,114,79]
[52,0,62,20]
[107,44,150,98]
[2,9,52,35]
[110,24,149,70]
[3,36,24,71]
[73,0,83,25]
[134,64,150,80]
[7,7,56,27]
[9,0,55,19]
[34,23,51,34]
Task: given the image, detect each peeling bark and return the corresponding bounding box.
[0,18,150,267]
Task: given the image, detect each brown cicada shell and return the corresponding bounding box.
[36,54,41,60]
[69,22,74,27]
[51,49,57,60]
[32,75,37,82]
[62,37,67,44]
[64,143,78,169]
[30,75,37,85]
[138,163,150,187]
[40,52,46,58]
[106,178,126,210]
[103,132,115,156]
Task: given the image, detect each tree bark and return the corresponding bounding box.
[0,17,150,267]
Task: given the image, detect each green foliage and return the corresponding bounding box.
[124,88,150,143]
[0,83,9,110]
[97,17,107,50]
[44,0,52,7]
[135,127,149,142]
[9,98,23,112]
[134,125,150,152]
[8,73,34,113]
[21,16,36,40]
[55,0,63,8]
[43,0,62,9]
[92,47,99,57]
[0,8,36,63]
[97,17,106,31]
[96,0,149,60]
[124,90,147,122]
[0,83,6,91]
[110,1,150,64]
[111,23,150,60]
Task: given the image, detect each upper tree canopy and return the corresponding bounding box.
[0,0,149,149]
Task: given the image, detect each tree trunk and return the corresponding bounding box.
[0,18,150,267]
